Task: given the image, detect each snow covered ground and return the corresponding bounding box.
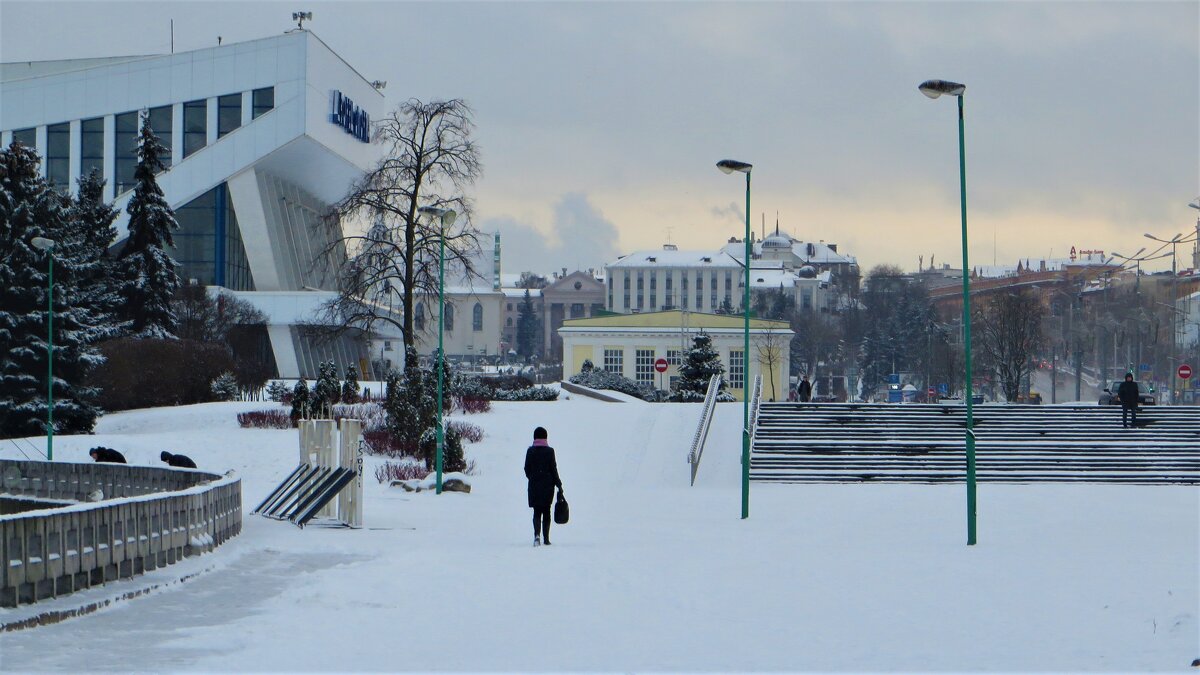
[1,393,1197,672]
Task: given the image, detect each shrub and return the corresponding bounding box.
[330,402,387,432]
[363,429,415,457]
[491,386,559,402]
[447,420,484,443]
[568,369,661,401]
[486,374,535,391]
[374,460,428,484]
[418,426,465,473]
[211,372,239,401]
[237,409,293,429]
[89,338,235,411]
[455,396,492,414]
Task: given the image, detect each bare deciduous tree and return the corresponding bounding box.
[319,99,483,353]
[754,328,786,401]
[975,289,1046,403]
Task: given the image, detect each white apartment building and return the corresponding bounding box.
[606,246,744,314]
[1,31,386,378]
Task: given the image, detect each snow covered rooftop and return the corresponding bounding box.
[608,249,741,268]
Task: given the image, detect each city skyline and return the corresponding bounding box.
[2,1,1196,276]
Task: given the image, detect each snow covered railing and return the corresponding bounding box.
[688,374,722,486]
[0,460,242,608]
[747,374,763,440]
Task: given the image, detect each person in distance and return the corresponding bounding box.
[89,446,126,463]
[161,451,197,468]
[524,426,563,547]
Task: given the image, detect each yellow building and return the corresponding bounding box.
[559,310,793,401]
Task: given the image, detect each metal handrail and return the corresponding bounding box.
[688,374,722,486]
[748,374,763,439]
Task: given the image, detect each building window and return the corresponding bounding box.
[506,303,512,311]
[729,349,744,390]
[80,117,104,178]
[666,349,682,365]
[218,93,241,138]
[445,303,455,331]
[506,317,513,327]
[415,302,425,331]
[604,348,623,374]
[252,87,274,119]
[802,287,813,310]
[12,127,35,148]
[183,99,207,158]
[568,303,584,319]
[635,349,655,385]
[114,111,138,195]
[473,303,483,331]
[384,341,393,352]
[46,122,69,190]
[170,183,255,291]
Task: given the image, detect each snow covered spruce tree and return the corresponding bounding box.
[71,168,126,339]
[290,378,311,423]
[0,142,105,438]
[115,112,181,339]
[313,360,341,417]
[516,288,541,361]
[670,333,729,402]
[341,365,361,404]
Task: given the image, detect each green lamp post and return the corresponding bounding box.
[418,206,457,495]
[918,79,976,545]
[716,159,752,520]
[31,236,56,461]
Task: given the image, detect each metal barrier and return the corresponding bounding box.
[0,460,241,608]
[688,374,722,486]
[748,374,763,440]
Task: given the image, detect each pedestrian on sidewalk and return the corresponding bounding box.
[524,426,563,546]
[797,375,812,403]
[1117,373,1140,428]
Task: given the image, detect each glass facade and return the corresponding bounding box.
[114,111,138,195]
[46,122,70,190]
[80,117,104,178]
[218,93,241,138]
[148,105,172,167]
[252,87,274,119]
[12,128,35,148]
[171,183,254,291]
[183,99,206,158]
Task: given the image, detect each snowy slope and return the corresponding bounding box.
[0,396,1196,672]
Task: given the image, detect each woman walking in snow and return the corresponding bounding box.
[524,426,563,546]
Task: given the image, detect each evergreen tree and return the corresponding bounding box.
[715,298,736,315]
[116,112,181,339]
[290,379,310,423]
[313,360,341,417]
[0,143,105,438]
[671,333,727,402]
[210,372,238,402]
[515,288,541,361]
[341,365,361,404]
[71,168,126,340]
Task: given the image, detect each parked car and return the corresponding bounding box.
[1098,380,1156,406]
[811,394,838,403]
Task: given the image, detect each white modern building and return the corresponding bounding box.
[1,30,385,378]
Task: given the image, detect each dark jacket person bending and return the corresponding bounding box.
[524,426,563,546]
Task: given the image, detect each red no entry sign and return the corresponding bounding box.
[1179,364,1193,380]
[654,358,669,373]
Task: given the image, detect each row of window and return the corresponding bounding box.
[6,87,274,194]
[609,269,740,311]
[599,347,744,389]
[412,302,486,332]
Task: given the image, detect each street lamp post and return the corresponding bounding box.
[716,159,752,520]
[418,206,457,495]
[1145,231,1200,403]
[31,236,56,461]
[918,78,976,545]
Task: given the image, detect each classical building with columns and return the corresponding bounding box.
[1,30,385,378]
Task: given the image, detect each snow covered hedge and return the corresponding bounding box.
[568,370,665,402]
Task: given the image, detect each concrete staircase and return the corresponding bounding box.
[751,403,1200,484]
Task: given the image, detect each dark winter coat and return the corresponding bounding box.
[162,452,197,468]
[1117,380,1140,407]
[90,447,126,464]
[525,443,562,508]
[798,380,812,402]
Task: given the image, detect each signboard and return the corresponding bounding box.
[938,383,949,396]
[927,387,937,397]
[1179,364,1193,380]
[330,90,371,143]
[654,358,669,373]
[1139,363,1151,372]
[887,373,900,385]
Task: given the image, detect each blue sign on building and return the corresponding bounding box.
[330,90,370,143]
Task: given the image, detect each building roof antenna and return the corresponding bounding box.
[293,11,312,30]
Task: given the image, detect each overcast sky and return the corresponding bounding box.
[3,1,1197,275]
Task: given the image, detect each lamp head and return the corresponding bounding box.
[30,237,55,251]
[716,159,753,175]
[417,206,457,228]
[1188,199,1200,211]
[918,79,966,99]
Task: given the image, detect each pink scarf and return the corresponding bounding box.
[532,438,549,447]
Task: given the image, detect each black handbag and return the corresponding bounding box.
[553,491,569,524]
